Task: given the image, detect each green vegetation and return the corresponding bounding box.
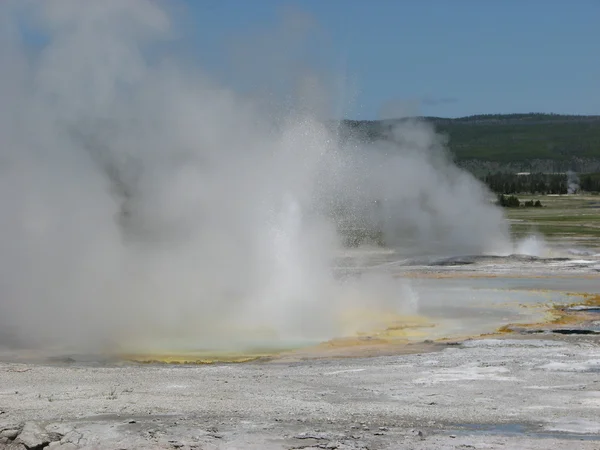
[340,113,600,172]
[505,195,600,242]
[436,119,600,163]
[524,199,543,208]
[496,194,542,208]
[580,172,600,192]
[484,172,568,194]
[483,172,600,195]
[497,194,522,208]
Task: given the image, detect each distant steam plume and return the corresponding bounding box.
[0,0,513,354]
[567,170,580,194]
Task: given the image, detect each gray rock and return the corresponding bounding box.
[45,423,73,436]
[1,429,20,439]
[4,443,27,450]
[206,432,223,439]
[48,442,78,450]
[15,421,61,448]
[294,432,345,440]
[61,445,79,450]
[60,430,83,445]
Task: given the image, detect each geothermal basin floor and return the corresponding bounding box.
[1,335,600,449]
[1,252,600,449]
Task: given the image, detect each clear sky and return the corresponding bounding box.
[178,0,600,120]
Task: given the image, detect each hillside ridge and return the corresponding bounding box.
[338,113,600,173]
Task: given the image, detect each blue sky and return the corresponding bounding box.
[179,0,600,120]
[12,1,600,120]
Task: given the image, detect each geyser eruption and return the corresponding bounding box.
[0,1,513,354]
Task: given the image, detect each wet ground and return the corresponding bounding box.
[2,334,600,449]
[1,244,599,449]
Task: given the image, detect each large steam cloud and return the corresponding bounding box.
[0,0,512,353]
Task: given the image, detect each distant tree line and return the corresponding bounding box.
[580,172,600,192]
[496,194,542,208]
[483,172,568,194]
[339,114,600,164]
[481,172,600,195]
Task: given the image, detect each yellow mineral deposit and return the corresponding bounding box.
[496,291,600,334]
[336,308,434,339]
[115,307,438,364]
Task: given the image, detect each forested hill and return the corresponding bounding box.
[339,113,600,174]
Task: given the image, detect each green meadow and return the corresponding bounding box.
[505,195,600,244]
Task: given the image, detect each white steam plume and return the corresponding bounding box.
[0,1,513,353]
[567,170,580,194]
